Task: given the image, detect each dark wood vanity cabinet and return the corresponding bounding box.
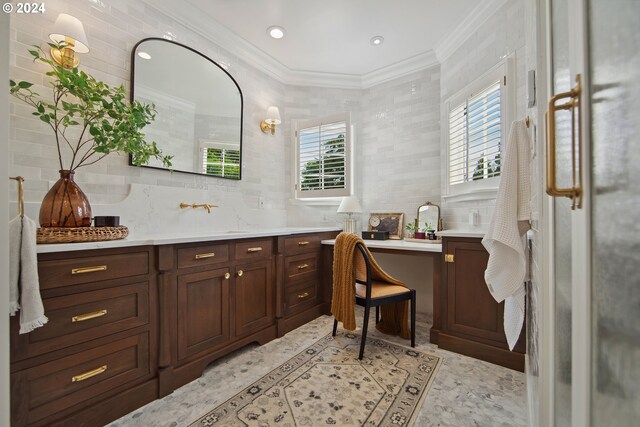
[10,246,158,427]
[277,232,338,335]
[438,237,525,371]
[10,231,337,426]
[158,237,277,395]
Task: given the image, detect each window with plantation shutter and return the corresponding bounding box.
[200,142,240,179]
[295,113,351,199]
[446,59,511,195]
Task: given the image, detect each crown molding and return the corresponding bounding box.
[361,50,439,89]
[143,0,440,90]
[434,0,510,63]
[145,0,290,85]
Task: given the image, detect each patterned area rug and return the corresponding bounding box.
[189,332,441,427]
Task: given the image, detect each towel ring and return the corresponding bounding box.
[9,176,25,218]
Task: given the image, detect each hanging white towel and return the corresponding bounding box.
[482,119,531,350]
[9,215,48,334]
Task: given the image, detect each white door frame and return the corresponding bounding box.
[539,0,592,425]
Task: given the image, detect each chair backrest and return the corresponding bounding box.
[353,242,374,301]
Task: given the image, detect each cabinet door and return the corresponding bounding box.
[177,267,230,361]
[233,260,274,338]
[446,240,507,344]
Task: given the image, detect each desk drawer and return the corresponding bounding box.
[12,283,149,360]
[13,333,150,425]
[38,252,149,289]
[285,280,318,315]
[284,234,321,255]
[285,252,319,282]
[177,243,230,269]
[234,239,273,261]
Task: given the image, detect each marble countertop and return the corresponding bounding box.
[321,238,442,253]
[36,226,341,254]
[437,229,486,238]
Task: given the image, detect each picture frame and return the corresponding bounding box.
[367,213,405,240]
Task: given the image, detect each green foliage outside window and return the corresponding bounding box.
[300,135,345,191]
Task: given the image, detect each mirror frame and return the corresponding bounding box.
[129,37,244,179]
[415,201,442,231]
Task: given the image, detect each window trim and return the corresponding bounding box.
[442,55,515,200]
[292,112,352,200]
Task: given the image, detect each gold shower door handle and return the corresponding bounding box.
[546,74,583,209]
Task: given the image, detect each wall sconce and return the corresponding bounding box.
[260,106,281,135]
[49,13,90,69]
[337,196,363,234]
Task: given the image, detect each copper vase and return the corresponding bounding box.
[39,170,92,228]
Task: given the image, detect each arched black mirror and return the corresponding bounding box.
[130,38,243,179]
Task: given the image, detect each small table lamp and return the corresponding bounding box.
[337,196,362,234]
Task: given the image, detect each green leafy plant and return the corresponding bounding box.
[9,44,172,171]
[423,222,435,233]
[405,222,418,233]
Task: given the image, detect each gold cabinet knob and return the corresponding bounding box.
[224,272,231,280]
[237,270,243,277]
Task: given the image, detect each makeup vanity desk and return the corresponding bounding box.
[320,238,445,343]
[322,231,525,372]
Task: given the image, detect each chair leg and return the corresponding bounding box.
[332,318,338,336]
[410,290,416,348]
[359,306,371,360]
[375,306,380,324]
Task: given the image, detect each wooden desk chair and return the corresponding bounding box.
[332,241,416,360]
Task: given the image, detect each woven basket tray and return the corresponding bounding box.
[37,226,129,244]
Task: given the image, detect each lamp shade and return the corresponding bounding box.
[265,106,281,125]
[49,14,89,53]
[337,196,362,214]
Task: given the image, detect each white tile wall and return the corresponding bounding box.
[439,0,528,231]
[8,0,288,229]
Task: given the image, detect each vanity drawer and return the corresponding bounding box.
[285,252,320,282]
[12,282,150,361]
[177,243,230,269]
[284,234,322,255]
[12,332,150,426]
[285,280,318,315]
[38,252,149,289]
[234,239,273,261]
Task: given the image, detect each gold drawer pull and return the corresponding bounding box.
[297,292,310,299]
[224,272,231,280]
[247,247,263,253]
[195,252,215,260]
[71,265,107,275]
[444,254,454,263]
[297,264,310,270]
[237,270,243,277]
[72,309,107,323]
[297,241,309,246]
[71,365,107,382]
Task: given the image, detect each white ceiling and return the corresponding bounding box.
[163,0,477,75]
[147,0,502,88]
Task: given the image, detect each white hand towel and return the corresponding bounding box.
[9,216,21,315]
[9,215,48,334]
[482,119,531,350]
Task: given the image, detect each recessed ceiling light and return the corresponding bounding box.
[267,26,285,39]
[370,36,384,46]
[137,51,151,60]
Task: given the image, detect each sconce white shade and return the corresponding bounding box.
[265,106,281,125]
[49,13,89,53]
[337,196,362,214]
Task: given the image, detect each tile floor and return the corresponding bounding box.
[111,312,527,426]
